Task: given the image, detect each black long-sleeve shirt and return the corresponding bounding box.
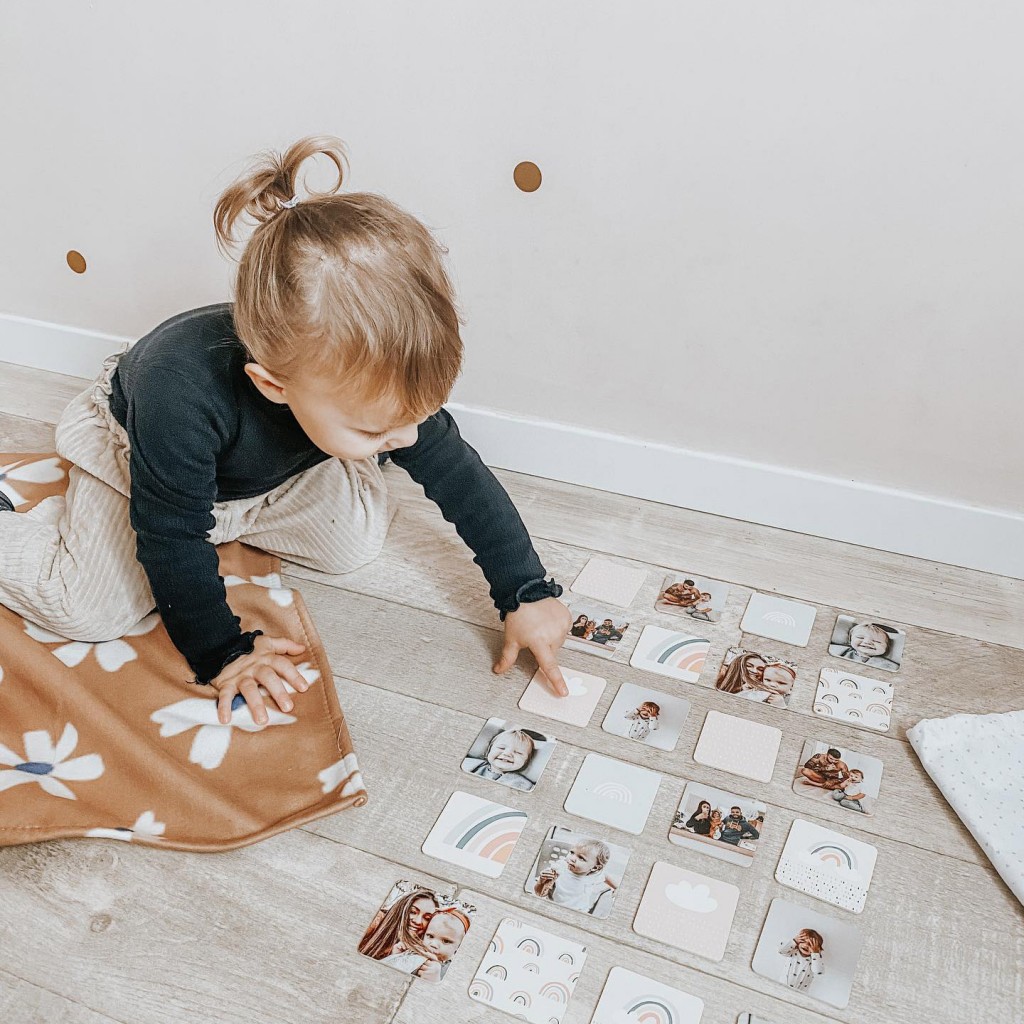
[109,303,559,682]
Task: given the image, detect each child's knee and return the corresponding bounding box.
[48,593,152,643]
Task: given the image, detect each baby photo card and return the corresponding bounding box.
[602,681,691,752]
[633,861,740,962]
[792,739,883,817]
[813,668,894,733]
[828,614,905,672]
[669,781,767,868]
[468,917,587,1024]
[461,718,555,793]
[358,880,476,983]
[570,557,648,608]
[565,599,633,658]
[775,818,878,914]
[519,667,607,728]
[629,624,711,684]
[564,753,662,835]
[693,710,783,784]
[525,825,630,920]
[713,646,798,709]
[593,966,705,1024]
[656,573,730,624]
[421,791,528,878]
[751,898,864,1009]
[740,593,817,647]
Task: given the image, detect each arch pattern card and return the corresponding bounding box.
[519,667,607,727]
[602,681,691,751]
[469,917,587,1024]
[813,667,894,733]
[792,739,883,817]
[693,710,782,783]
[592,966,705,1024]
[564,753,662,835]
[632,861,739,962]
[751,898,864,1009]
[629,624,711,683]
[570,557,648,608]
[775,818,877,914]
[740,593,817,647]
[421,791,527,878]
[656,573,730,624]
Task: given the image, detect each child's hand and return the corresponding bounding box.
[494,598,572,697]
[208,635,309,726]
[415,959,442,981]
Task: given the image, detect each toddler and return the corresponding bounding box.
[381,907,470,982]
[833,622,899,670]
[468,728,535,791]
[0,136,572,721]
[832,769,868,812]
[737,663,796,707]
[535,838,617,916]
[624,700,661,741]
[779,928,825,991]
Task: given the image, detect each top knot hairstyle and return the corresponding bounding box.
[213,135,464,421]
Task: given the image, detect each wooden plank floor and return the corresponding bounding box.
[0,361,1021,1024]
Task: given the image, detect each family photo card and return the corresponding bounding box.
[468,917,587,1024]
[593,966,705,1024]
[740,593,817,647]
[670,781,767,868]
[792,739,884,817]
[519,666,607,727]
[525,825,630,920]
[814,667,894,733]
[564,753,662,835]
[693,711,783,784]
[358,880,475,983]
[752,898,864,1009]
[461,718,555,793]
[602,680,691,751]
[570,557,648,608]
[713,646,798,709]
[421,791,528,878]
[656,573,730,624]
[828,614,905,672]
[565,599,633,658]
[629,624,711,683]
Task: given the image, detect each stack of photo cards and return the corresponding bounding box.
[633,861,740,962]
[741,593,817,647]
[814,667,894,733]
[469,917,587,1024]
[525,825,630,920]
[564,599,633,659]
[461,718,555,793]
[828,614,905,672]
[629,624,711,683]
[693,711,783,784]
[670,781,767,868]
[713,646,799,709]
[593,966,705,1024]
[776,818,878,914]
[793,739,883,817]
[570,557,648,608]
[602,680,690,751]
[752,898,864,1009]
[422,791,528,878]
[519,666,607,727]
[358,879,476,984]
[656,573,730,624]
[564,753,662,835]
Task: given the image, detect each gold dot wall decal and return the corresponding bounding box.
[66,250,87,274]
[513,161,542,193]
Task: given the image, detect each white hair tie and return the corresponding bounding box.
[278,195,300,209]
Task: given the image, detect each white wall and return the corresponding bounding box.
[2,2,1023,536]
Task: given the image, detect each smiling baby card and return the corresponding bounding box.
[632,862,740,961]
[421,791,528,878]
[469,917,588,1024]
[593,966,705,1024]
[564,753,662,835]
[629,625,711,684]
[519,667,607,727]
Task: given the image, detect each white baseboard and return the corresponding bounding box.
[3,311,1021,579]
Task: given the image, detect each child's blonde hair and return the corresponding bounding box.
[574,838,611,873]
[213,135,464,420]
[488,729,535,762]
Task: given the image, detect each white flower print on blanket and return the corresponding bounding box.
[24,614,161,672]
[0,456,65,508]
[0,723,104,800]
[224,572,294,607]
[318,752,364,798]
[150,663,320,770]
[87,810,166,842]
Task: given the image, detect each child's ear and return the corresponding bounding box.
[244,362,288,404]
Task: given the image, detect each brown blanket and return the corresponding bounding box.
[0,453,367,851]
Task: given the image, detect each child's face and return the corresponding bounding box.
[249,367,425,461]
[422,915,466,962]
[761,666,795,694]
[849,625,888,656]
[795,934,816,956]
[848,770,864,784]
[409,896,437,936]
[487,732,531,773]
[566,846,601,875]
